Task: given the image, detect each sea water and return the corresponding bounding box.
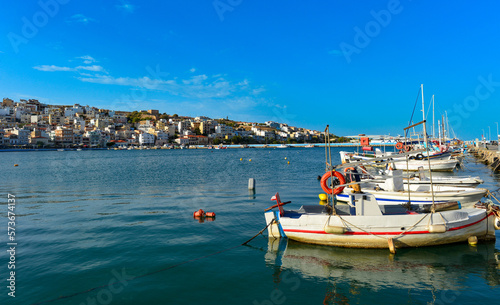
[0,148,499,304]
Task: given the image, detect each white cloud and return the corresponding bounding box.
[78,72,263,100]
[67,14,96,24]
[76,65,106,72]
[189,68,196,73]
[77,55,96,64]
[116,1,136,14]
[33,64,106,74]
[33,65,73,72]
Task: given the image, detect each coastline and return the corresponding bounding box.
[0,143,396,152]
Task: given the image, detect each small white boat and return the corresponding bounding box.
[337,170,487,210]
[76,148,82,151]
[366,168,484,188]
[391,158,458,172]
[277,144,288,149]
[57,149,65,152]
[264,192,497,249]
[340,150,459,172]
[305,144,315,148]
[403,175,483,188]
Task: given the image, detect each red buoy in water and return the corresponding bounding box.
[193,209,205,217]
[205,212,216,218]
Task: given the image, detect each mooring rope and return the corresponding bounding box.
[335,213,429,240]
[32,220,275,305]
[487,190,500,205]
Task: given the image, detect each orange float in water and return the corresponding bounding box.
[193,209,205,217]
[205,212,216,218]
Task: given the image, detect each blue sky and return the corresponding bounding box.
[1,0,500,140]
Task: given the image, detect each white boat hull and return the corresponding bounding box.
[338,185,487,208]
[392,159,458,171]
[404,176,483,188]
[265,207,496,249]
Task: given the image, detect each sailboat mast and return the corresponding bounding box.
[441,115,445,144]
[420,84,435,210]
[445,111,450,141]
[432,95,435,139]
[438,119,441,146]
[420,84,427,142]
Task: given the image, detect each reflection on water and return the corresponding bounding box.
[265,238,500,301]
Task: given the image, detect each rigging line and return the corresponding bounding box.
[32,221,274,305]
[425,97,433,123]
[405,87,422,138]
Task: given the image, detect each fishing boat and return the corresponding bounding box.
[403,175,483,187]
[264,117,500,251]
[391,158,458,172]
[335,169,486,209]
[367,168,483,188]
[264,191,497,249]
[403,170,482,187]
[340,151,458,171]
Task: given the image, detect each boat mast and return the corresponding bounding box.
[445,111,450,142]
[432,95,435,139]
[441,115,445,145]
[438,119,441,146]
[421,84,436,211]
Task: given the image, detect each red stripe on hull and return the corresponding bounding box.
[282,212,493,236]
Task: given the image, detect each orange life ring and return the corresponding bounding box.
[395,142,404,150]
[320,171,346,195]
[343,167,355,173]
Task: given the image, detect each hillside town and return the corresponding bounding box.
[0,98,331,148]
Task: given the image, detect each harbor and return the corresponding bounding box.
[3,1,500,304]
[2,147,500,304]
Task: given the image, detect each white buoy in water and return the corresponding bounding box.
[248,178,255,190]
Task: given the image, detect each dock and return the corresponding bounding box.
[468,146,500,171]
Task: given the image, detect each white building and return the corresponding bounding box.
[155,131,169,146]
[177,121,191,133]
[8,127,30,145]
[139,133,155,145]
[138,120,154,132]
[251,126,275,139]
[174,137,190,145]
[85,130,101,147]
[265,121,280,129]
[215,124,234,135]
[0,107,12,116]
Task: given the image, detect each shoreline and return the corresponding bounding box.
[0,143,396,152]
